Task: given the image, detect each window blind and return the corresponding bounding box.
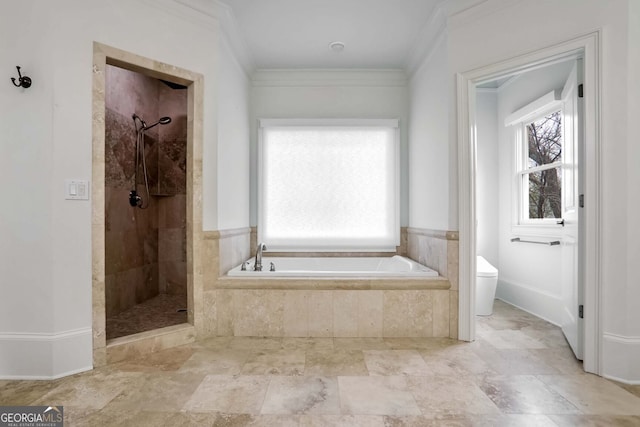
[259,120,399,251]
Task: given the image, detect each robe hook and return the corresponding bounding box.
[11,66,32,89]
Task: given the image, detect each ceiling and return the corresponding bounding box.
[219,0,442,70]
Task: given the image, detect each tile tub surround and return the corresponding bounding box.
[407,227,459,339]
[201,228,252,338]
[211,288,452,338]
[4,301,640,426]
[205,227,455,339]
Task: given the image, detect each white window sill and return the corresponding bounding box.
[511,224,563,239]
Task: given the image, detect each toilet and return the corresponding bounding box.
[476,256,498,316]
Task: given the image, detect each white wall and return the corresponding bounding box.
[215,40,251,230]
[475,91,498,266]
[446,0,639,381]
[250,70,410,226]
[610,0,640,383]
[408,35,451,231]
[494,61,573,325]
[0,0,249,378]
[0,4,57,378]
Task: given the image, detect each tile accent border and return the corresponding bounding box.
[249,227,408,257]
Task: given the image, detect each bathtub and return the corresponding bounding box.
[218,254,450,338]
[227,255,438,278]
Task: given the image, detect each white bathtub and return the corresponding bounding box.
[227,255,438,278]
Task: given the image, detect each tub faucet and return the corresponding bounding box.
[255,242,267,271]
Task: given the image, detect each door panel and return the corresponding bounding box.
[560,60,583,360]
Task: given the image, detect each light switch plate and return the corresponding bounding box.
[65,179,89,200]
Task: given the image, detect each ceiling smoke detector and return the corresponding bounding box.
[329,41,345,52]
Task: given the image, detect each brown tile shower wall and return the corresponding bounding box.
[158,195,187,296]
[407,227,459,339]
[157,82,187,297]
[104,65,187,317]
[157,83,187,195]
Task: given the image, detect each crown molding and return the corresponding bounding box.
[142,0,255,75]
[405,4,448,77]
[183,0,255,75]
[475,87,498,94]
[252,69,408,87]
[475,75,519,93]
[447,0,526,29]
[137,0,217,29]
[406,0,500,78]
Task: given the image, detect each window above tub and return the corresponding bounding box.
[258,118,400,252]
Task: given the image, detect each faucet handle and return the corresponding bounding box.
[270,262,276,272]
[240,262,247,271]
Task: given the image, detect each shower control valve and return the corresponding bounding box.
[129,190,142,207]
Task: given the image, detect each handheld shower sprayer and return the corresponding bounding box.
[130,113,172,208]
[132,114,171,131]
[147,116,172,129]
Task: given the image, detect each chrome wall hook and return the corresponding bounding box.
[11,66,32,89]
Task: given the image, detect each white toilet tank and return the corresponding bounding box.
[476,256,498,316]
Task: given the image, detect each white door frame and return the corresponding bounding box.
[457,31,602,374]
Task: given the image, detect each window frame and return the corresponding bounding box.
[516,110,563,226]
[505,90,564,237]
[257,118,400,252]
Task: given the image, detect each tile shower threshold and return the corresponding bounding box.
[106,323,194,347]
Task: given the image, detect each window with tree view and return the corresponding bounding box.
[521,110,562,220]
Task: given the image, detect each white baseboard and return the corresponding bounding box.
[495,279,563,326]
[602,333,640,384]
[0,328,93,379]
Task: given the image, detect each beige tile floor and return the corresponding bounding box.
[2,300,640,426]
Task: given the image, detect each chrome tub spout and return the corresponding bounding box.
[255,242,267,271]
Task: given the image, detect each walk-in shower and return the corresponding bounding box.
[129,114,172,208]
[104,64,188,340]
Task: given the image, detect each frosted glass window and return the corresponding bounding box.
[259,120,399,251]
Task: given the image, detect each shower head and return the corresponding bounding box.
[132,114,172,131]
[143,116,172,130]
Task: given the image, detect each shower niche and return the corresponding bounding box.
[104,64,188,340]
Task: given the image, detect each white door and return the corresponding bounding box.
[560,60,583,360]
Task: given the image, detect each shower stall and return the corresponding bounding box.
[104,64,188,340]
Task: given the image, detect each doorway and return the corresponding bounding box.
[457,32,602,374]
[104,64,188,339]
[91,43,204,364]
[474,58,583,359]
